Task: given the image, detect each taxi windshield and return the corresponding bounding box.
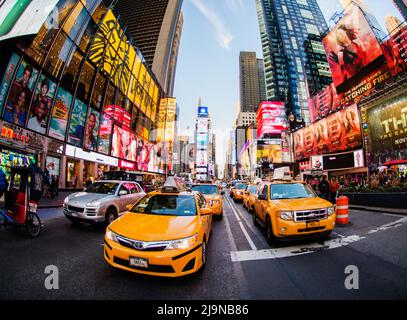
[236,184,246,190]
[85,182,119,195]
[191,185,219,195]
[248,186,257,193]
[130,195,197,216]
[270,183,316,200]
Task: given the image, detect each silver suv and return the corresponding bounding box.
[63,180,145,225]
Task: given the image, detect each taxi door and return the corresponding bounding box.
[198,194,212,239]
[255,184,269,223]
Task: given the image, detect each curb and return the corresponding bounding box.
[349,205,407,215]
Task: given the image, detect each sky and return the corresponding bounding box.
[173,0,404,172]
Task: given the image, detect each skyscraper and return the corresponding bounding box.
[257,58,267,102]
[239,52,264,113]
[386,15,403,35]
[393,0,407,20]
[114,0,183,96]
[255,0,329,123]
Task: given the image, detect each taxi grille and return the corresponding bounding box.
[117,235,167,251]
[294,209,327,222]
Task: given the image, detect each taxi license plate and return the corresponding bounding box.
[129,257,148,268]
[306,221,320,228]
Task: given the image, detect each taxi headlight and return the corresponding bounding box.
[279,211,294,221]
[166,234,198,250]
[327,206,335,215]
[106,229,119,243]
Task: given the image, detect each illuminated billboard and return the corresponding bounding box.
[367,96,407,163]
[197,118,208,133]
[0,0,59,42]
[308,84,342,123]
[198,106,208,117]
[323,4,383,90]
[257,140,282,164]
[294,105,362,161]
[256,101,288,138]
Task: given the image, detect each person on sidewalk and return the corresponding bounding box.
[329,177,340,203]
[318,176,330,200]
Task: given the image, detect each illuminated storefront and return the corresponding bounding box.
[0,0,165,188]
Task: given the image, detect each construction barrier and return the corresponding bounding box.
[336,196,349,225]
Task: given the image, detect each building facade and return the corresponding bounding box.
[0,0,170,189]
[255,0,329,124]
[113,0,183,96]
[393,0,407,20]
[239,52,264,113]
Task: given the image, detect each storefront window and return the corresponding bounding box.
[46,156,60,177]
[43,31,74,80]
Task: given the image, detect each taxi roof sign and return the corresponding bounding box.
[162,176,187,193]
[272,167,292,181]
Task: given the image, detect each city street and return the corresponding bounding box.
[1,195,407,300]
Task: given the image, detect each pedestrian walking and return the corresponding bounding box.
[318,176,330,200]
[329,177,340,203]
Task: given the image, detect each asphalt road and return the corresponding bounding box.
[1,195,407,300]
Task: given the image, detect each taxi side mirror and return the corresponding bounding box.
[201,207,213,215]
[126,204,133,210]
[258,194,268,201]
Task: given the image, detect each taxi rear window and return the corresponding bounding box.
[130,195,197,216]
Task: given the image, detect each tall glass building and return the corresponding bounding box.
[0,0,168,189]
[255,0,329,124]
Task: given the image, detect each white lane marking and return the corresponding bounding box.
[225,196,257,250]
[368,217,407,234]
[384,214,407,218]
[231,235,365,262]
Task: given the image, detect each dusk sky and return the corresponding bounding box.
[173,0,403,170]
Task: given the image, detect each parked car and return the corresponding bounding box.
[63,180,145,226]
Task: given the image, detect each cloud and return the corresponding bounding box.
[225,0,244,14]
[191,0,233,49]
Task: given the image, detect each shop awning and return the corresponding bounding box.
[383,160,407,166]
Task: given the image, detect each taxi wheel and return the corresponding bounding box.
[252,210,259,226]
[105,209,117,226]
[217,211,223,220]
[265,218,277,245]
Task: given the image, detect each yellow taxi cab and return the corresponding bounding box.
[104,179,214,277]
[231,182,247,202]
[191,183,224,219]
[243,185,259,213]
[252,168,336,243]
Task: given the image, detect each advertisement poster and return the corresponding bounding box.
[322,4,383,90]
[135,138,150,171]
[381,25,407,76]
[196,150,208,166]
[197,118,209,133]
[294,105,362,160]
[0,0,59,42]
[256,101,288,138]
[257,142,281,164]
[148,141,163,173]
[0,53,20,114]
[367,96,407,163]
[197,133,208,149]
[111,125,136,161]
[3,59,38,127]
[27,74,56,134]
[48,87,72,141]
[97,111,113,155]
[308,84,342,123]
[68,98,87,147]
[83,108,100,151]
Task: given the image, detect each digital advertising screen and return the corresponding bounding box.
[197,118,208,133]
[0,0,59,42]
[322,4,383,90]
[257,140,282,164]
[308,84,342,123]
[97,111,113,155]
[111,125,137,161]
[198,106,208,117]
[293,104,362,160]
[48,87,73,141]
[256,101,288,138]
[197,133,208,149]
[83,108,100,151]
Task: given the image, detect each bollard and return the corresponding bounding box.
[336,196,349,225]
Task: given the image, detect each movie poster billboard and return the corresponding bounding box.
[381,25,407,76]
[367,96,407,163]
[294,105,362,160]
[27,74,57,134]
[98,111,113,155]
[322,4,383,90]
[48,87,72,140]
[68,98,87,147]
[83,108,100,151]
[0,53,20,114]
[0,0,59,42]
[308,84,342,123]
[3,59,39,127]
[111,125,137,160]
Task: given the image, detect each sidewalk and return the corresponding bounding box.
[0,191,71,209]
[349,205,407,215]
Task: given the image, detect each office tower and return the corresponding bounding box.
[257,58,267,102]
[255,0,329,123]
[393,0,407,20]
[114,0,183,96]
[304,34,332,98]
[386,15,403,35]
[239,52,263,113]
